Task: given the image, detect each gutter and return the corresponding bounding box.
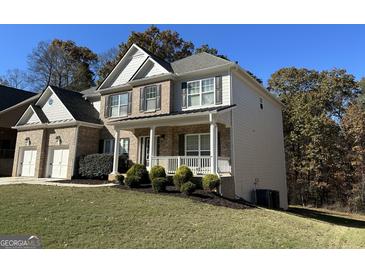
[13,120,104,131]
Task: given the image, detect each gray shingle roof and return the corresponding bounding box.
[0,84,37,111]
[50,86,101,124]
[170,52,232,74]
[109,104,236,123]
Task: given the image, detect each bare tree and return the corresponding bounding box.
[0,69,28,89]
[27,40,97,92]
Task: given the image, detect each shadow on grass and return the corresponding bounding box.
[288,207,365,229]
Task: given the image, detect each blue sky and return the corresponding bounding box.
[0,24,364,85]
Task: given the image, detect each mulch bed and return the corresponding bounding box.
[53,179,254,209]
[53,179,111,185]
[115,184,254,210]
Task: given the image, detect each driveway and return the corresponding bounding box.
[0,177,117,188]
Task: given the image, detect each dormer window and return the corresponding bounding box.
[187,78,215,108]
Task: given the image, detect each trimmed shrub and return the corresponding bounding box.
[125,175,141,188]
[126,164,150,185]
[152,177,168,193]
[202,174,220,191]
[180,182,196,195]
[79,154,113,179]
[115,174,125,185]
[173,165,193,190]
[150,165,166,180]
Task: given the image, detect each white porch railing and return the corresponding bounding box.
[150,156,213,175]
[217,157,232,174]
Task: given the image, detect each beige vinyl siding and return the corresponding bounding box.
[112,50,148,87]
[26,112,41,124]
[91,100,101,113]
[145,62,166,78]
[41,93,73,122]
[173,71,231,111]
[231,70,288,209]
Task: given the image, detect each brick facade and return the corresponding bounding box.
[12,126,100,179]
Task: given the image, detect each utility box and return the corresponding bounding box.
[255,189,280,209]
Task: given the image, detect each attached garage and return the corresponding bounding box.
[47,148,69,179]
[20,149,37,177]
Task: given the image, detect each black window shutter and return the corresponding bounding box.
[139,88,145,112]
[127,92,132,115]
[156,85,161,110]
[218,131,221,157]
[181,82,187,109]
[156,136,160,156]
[178,134,185,156]
[105,96,110,118]
[215,76,223,104]
[98,140,104,153]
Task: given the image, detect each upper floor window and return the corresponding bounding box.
[145,85,157,111]
[187,78,215,108]
[107,93,129,117]
[140,85,161,112]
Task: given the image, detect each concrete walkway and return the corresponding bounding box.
[0,177,118,188]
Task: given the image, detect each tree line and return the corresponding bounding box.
[1,26,364,211]
[269,68,365,212]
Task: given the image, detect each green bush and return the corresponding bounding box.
[150,165,166,180]
[115,174,125,184]
[79,154,113,179]
[152,177,168,193]
[125,175,141,188]
[78,154,128,179]
[180,182,196,195]
[126,164,150,185]
[173,165,193,190]
[202,174,220,191]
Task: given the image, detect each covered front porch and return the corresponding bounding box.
[108,106,234,177]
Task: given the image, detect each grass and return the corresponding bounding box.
[0,184,364,248]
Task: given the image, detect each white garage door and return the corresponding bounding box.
[21,149,37,177]
[50,149,69,179]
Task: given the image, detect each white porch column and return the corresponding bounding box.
[148,126,156,170]
[112,128,120,174]
[209,113,218,174]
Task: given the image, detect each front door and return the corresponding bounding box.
[20,149,37,177]
[139,136,160,166]
[50,148,69,178]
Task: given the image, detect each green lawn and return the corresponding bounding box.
[0,185,364,248]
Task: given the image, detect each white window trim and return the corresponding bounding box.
[108,92,129,118]
[144,85,158,112]
[186,77,215,109]
[185,133,210,156]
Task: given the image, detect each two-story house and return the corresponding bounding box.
[11,44,288,209]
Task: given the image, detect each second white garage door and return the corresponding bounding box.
[49,148,69,179]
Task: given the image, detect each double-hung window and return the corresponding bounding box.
[187,78,215,108]
[145,85,157,111]
[140,85,161,112]
[108,93,128,117]
[103,138,130,155]
[185,133,210,156]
